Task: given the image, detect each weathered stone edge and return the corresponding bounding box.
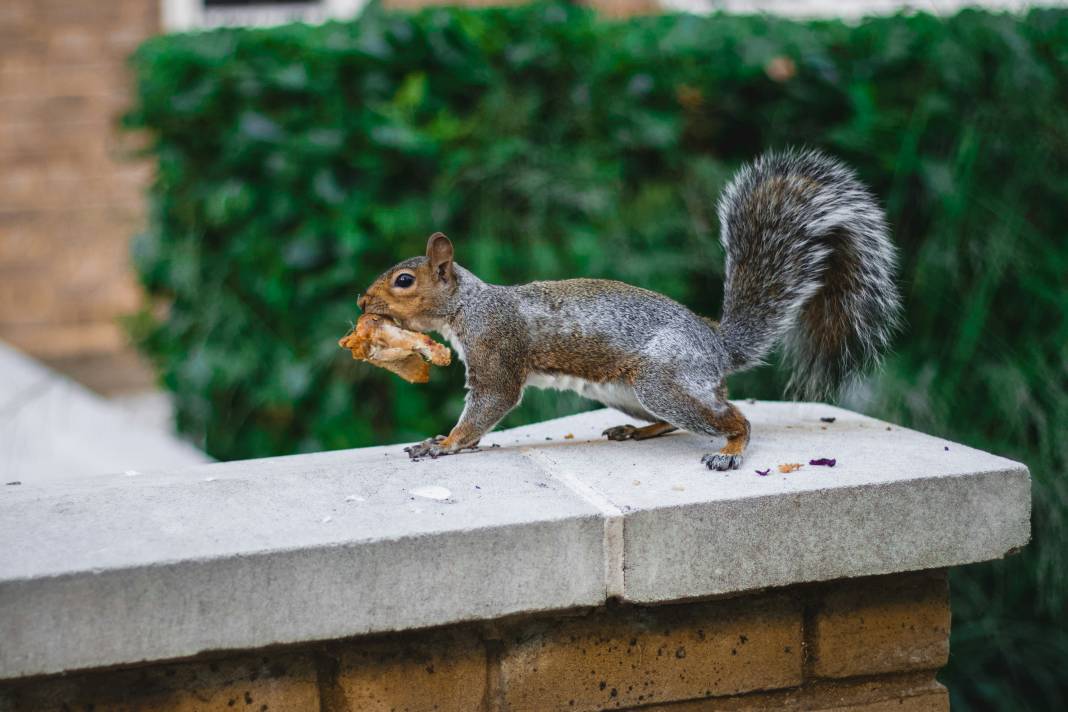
[620,465,1031,603]
[0,515,606,680]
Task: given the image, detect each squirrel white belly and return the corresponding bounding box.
[524,373,650,421]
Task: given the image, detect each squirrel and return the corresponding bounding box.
[357,149,901,470]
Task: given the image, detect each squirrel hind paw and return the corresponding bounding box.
[701,453,743,471]
[602,424,638,441]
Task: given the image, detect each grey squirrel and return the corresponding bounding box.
[357,149,901,469]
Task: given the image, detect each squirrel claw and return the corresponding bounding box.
[404,435,448,460]
[702,453,743,471]
[602,425,638,441]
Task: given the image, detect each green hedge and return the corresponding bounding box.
[125,4,1067,708]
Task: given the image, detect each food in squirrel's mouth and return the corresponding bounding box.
[339,314,451,384]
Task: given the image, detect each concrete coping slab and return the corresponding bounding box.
[0,402,1030,679]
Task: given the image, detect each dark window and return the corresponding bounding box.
[204,0,318,6]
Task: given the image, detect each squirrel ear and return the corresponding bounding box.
[426,232,454,282]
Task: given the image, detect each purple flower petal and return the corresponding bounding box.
[809,458,836,467]
[755,468,771,477]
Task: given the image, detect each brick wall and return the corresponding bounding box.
[0,570,951,711]
[0,0,161,394]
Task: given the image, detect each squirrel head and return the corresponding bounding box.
[357,232,456,331]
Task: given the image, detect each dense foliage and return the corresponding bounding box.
[125,3,1067,708]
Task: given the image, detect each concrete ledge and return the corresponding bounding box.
[513,404,1030,603]
[0,402,1030,679]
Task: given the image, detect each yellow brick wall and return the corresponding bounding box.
[1,570,951,712]
[0,0,160,394]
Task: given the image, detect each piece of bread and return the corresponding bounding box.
[339,314,451,384]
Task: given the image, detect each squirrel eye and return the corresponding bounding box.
[393,273,415,288]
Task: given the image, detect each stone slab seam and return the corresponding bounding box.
[522,446,624,599]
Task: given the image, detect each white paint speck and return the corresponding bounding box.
[411,485,452,501]
[123,470,140,477]
[345,495,366,503]
[321,516,332,523]
[204,477,216,482]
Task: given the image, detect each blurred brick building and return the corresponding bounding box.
[0,1,158,394]
[0,0,657,396]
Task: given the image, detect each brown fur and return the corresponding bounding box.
[710,384,750,456]
[751,175,822,207]
[528,337,642,384]
[604,421,678,441]
[796,225,862,384]
[709,403,750,456]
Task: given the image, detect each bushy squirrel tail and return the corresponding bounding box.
[717,148,902,399]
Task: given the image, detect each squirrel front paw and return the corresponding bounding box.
[702,452,744,471]
[404,435,448,460]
